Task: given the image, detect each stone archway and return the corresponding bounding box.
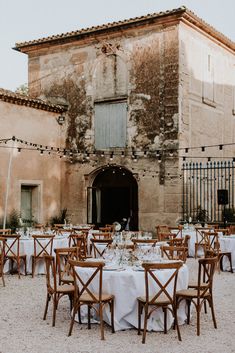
[87,165,138,230]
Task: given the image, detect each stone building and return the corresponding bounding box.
[1,6,235,230]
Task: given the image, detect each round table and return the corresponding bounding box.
[76,262,189,331]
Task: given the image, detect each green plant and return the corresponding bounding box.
[50,208,68,226]
[7,209,21,232]
[193,206,208,224]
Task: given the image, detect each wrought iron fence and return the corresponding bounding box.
[182,161,235,223]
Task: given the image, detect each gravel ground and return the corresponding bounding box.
[0,258,234,353]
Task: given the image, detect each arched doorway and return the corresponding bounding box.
[87,166,138,230]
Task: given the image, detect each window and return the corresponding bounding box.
[94,101,127,149]
[21,184,40,225]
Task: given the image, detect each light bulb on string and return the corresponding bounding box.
[17,148,21,153]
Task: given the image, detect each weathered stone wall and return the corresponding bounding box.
[26,24,183,230]
[179,22,235,160]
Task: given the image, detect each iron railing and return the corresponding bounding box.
[182,161,235,223]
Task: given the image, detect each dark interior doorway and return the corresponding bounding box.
[87,166,138,230]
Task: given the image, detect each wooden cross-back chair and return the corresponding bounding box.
[137,261,183,343]
[176,257,217,336]
[92,232,113,240]
[32,235,55,277]
[169,226,183,238]
[54,247,79,285]
[43,255,75,327]
[167,238,184,247]
[3,234,27,278]
[90,238,113,258]
[194,228,211,258]
[132,239,158,249]
[0,229,12,235]
[0,237,6,286]
[161,245,187,263]
[99,226,113,233]
[158,232,176,242]
[68,233,88,259]
[205,232,233,273]
[68,259,115,340]
[156,225,170,240]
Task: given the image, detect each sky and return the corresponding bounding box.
[0,0,234,91]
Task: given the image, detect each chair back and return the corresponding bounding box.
[197,257,217,298]
[156,225,170,240]
[99,226,113,233]
[0,229,11,235]
[158,232,176,242]
[92,232,112,240]
[132,239,158,249]
[0,237,6,273]
[161,246,187,262]
[2,234,20,259]
[168,238,184,246]
[68,233,87,258]
[90,238,113,258]
[69,259,105,303]
[195,228,210,245]
[169,226,183,238]
[44,255,57,294]
[32,235,55,258]
[204,232,220,253]
[142,261,183,305]
[54,247,79,284]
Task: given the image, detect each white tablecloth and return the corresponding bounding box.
[76,263,189,331]
[5,235,69,275]
[219,235,235,271]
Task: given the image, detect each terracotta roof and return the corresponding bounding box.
[0,88,67,113]
[14,6,234,52]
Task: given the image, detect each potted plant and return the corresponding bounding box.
[194,206,208,227]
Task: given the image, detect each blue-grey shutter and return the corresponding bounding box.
[95,102,127,149]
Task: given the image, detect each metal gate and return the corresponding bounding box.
[182,161,235,223]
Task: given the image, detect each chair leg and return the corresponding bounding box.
[163,307,167,334]
[32,257,35,278]
[17,260,21,279]
[137,300,142,335]
[226,253,233,273]
[68,300,78,336]
[24,258,27,276]
[110,299,115,333]
[186,300,191,324]
[142,304,148,344]
[173,307,182,341]
[88,305,91,329]
[99,305,105,340]
[209,297,217,329]
[43,294,50,320]
[52,295,57,327]
[196,305,201,336]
